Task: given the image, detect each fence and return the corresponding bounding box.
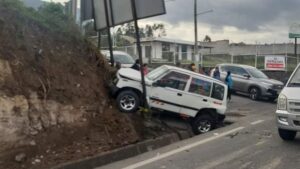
[102,46,299,71]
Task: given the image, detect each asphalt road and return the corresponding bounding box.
[96,95,300,169]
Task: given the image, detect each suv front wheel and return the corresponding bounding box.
[249,87,261,100]
[192,114,216,135]
[117,90,140,113]
[278,128,297,141]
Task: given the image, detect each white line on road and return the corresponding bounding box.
[122,127,245,169]
[198,146,251,169]
[251,120,265,125]
[259,157,282,169]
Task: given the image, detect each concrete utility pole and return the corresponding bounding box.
[193,0,213,69]
[296,38,298,64]
[194,0,198,66]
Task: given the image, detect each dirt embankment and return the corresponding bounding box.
[0,1,140,169]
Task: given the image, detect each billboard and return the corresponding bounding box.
[264,55,286,71]
[289,23,300,38]
[81,0,93,21]
[135,0,166,19]
[93,0,166,30]
[111,0,134,25]
[93,0,113,30]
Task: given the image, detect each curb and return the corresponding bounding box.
[51,131,192,169]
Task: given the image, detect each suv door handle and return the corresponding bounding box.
[177,93,182,96]
[203,99,208,102]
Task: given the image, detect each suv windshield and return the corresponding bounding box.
[288,66,300,87]
[147,66,169,81]
[114,54,134,64]
[246,68,268,79]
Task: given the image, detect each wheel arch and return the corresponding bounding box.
[248,85,261,93]
[195,108,218,119]
[116,87,142,99]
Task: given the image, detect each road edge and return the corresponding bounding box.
[51,131,191,169]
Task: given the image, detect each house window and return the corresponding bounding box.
[145,46,152,58]
[162,43,171,51]
[182,45,187,60]
[162,43,173,61]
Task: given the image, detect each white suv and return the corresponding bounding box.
[101,50,135,68]
[110,65,228,134]
[276,64,300,141]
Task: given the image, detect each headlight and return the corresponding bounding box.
[277,94,287,110]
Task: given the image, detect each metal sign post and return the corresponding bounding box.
[103,0,114,66]
[131,0,148,109]
[289,23,300,64]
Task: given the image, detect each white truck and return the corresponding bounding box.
[276,64,300,140]
[110,65,228,134]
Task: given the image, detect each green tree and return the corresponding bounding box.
[203,35,212,42]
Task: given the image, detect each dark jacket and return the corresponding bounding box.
[131,63,140,71]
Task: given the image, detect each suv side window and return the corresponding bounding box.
[220,65,228,72]
[189,78,212,97]
[159,71,190,91]
[211,83,225,100]
[234,67,248,76]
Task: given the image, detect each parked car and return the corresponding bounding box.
[101,50,135,68]
[110,65,228,134]
[211,64,284,101]
[276,64,300,141]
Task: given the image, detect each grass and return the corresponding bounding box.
[0,0,80,37]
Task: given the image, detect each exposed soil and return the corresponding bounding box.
[0,2,145,169]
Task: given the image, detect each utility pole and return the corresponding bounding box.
[193,0,213,70]
[296,38,298,64]
[194,0,198,67]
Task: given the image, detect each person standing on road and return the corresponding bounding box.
[225,71,233,101]
[189,63,197,72]
[199,66,205,75]
[131,59,140,71]
[213,67,221,80]
[142,63,149,75]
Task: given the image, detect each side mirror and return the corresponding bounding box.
[243,74,251,79]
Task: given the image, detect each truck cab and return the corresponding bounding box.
[276,64,300,140]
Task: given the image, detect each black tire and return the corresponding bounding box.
[249,87,261,100]
[218,115,226,122]
[116,90,140,113]
[268,97,277,102]
[192,114,216,135]
[278,128,297,141]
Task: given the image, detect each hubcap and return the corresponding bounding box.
[120,95,136,111]
[198,120,212,133]
[250,89,258,100]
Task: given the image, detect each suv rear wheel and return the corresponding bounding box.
[192,114,216,135]
[278,128,297,141]
[117,90,140,113]
[249,87,260,100]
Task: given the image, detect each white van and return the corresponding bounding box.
[110,65,228,134]
[276,64,300,140]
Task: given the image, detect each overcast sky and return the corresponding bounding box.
[47,0,300,44]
